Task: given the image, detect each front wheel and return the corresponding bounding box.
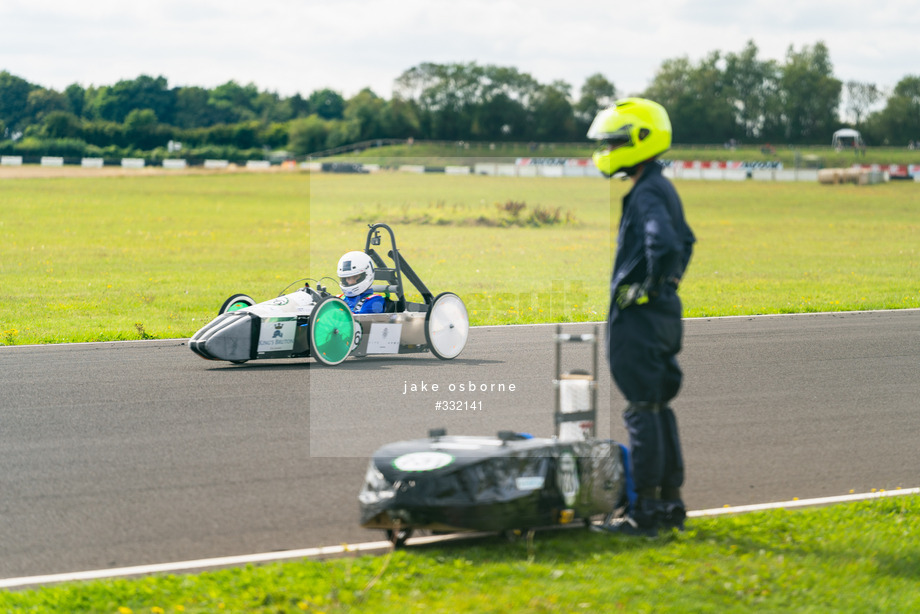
[309,296,356,366]
[425,292,469,360]
[219,293,256,315]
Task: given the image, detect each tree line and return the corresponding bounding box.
[1,40,918,162]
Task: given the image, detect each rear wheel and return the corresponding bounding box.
[219,294,256,315]
[425,292,469,360]
[309,296,356,366]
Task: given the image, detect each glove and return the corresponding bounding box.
[615,282,649,309]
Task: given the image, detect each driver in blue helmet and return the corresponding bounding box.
[337,251,385,314]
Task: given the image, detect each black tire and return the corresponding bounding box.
[386,527,413,548]
[424,292,470,360]
[219,294,256,315]
[308,296,356,366]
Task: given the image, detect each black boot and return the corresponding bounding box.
[659,487,686,531]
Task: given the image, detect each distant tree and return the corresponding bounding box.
[288,115,329,154]
[345,88,386,140]
[209,80,260,122]
[531,81,576,141]
[472,91,527,139]
[174,86,218,128]
[574,73,617,133]
[724,40,780,140]
[124,108,165,150]
[778,42,842,142]
[643,53,735,143]
[395,62,543,140]
[872,75,920,145]
[81,119,128,148]
[41,110,82,139]
[476,65,539,139]
[288,93,312,118]
[90,75,175,124]
[124,108,158,130]
[260,122,290,149]
[0,71,37,131]
[380,97,420,138]
[308,88,345,120]
[844,80,883,127]
[26,88,71,124]
[325,118,361,149]
[64,83,87,118]
[251,90,291,123]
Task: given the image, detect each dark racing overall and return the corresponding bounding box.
[588,98,696,536]
[609,161,695,532]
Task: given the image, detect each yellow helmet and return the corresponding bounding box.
[587,98,672,177]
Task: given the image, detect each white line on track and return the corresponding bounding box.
[2,487,916,589]
[2,308,918,350]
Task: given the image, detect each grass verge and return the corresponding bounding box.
[2,494,917,613]
[2,172,918,345]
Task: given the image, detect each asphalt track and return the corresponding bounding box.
[1,309,918,581]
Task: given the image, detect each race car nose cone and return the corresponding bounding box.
[189,312,256,362]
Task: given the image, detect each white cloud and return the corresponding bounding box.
[1,0,918,98]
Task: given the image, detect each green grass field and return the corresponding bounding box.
[1,171,918,345]
[2,494,918,613]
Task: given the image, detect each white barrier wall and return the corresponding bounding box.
[538,166,564,177]
[516,166,538,177]
[2,154,888,182]
[474,163,598,177]
[774,170,819,182]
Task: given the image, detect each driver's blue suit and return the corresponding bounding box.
[342,291,385,314]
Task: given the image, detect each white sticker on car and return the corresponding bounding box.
[392,451,454,472]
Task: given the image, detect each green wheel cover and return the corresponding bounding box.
[219,293,256,315]
[310,297,355,365]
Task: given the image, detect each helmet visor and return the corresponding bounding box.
[340,272,367,288]
[593,125,633,152]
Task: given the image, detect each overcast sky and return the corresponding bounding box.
[2,0,918,100]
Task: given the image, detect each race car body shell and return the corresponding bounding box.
[189,290,315,362]
[359,435,626,533]
[190,289,440,363]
